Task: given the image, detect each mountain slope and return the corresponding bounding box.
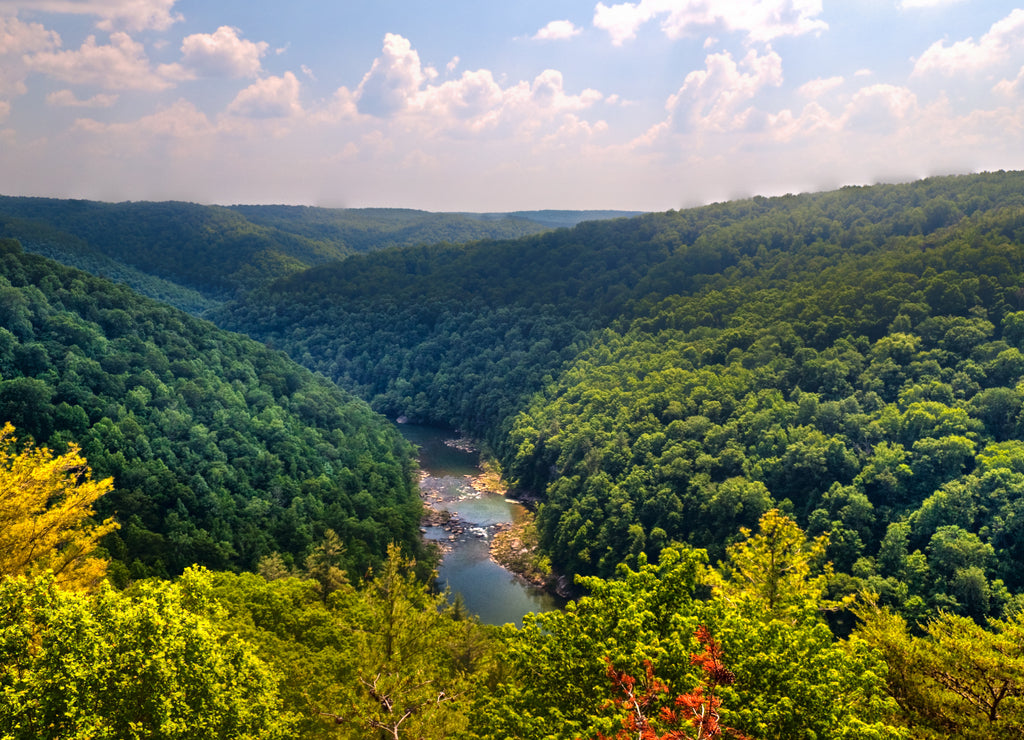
[219,170,1024,620]
[0,196,567,301]
[0,238,422,580]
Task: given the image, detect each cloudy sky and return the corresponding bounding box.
[2,1,1023,211]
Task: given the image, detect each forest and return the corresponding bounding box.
[0,239,423,580]
[4,172,1024,737]
[0,196,628,303]
[218,172,1024,622]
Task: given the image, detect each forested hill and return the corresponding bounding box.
[478,209,644,228]
[220,170,1024,623]
[225,204,552,251]
[0,196,565,302]
[0,238,423,581]
[8,174,1024,738]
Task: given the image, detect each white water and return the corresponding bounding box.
[398,424,558,627]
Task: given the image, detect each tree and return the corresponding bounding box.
[206,570,361,740]
[712,509,830,620]
[856,600,1024,738]
[473,539,901,739]
[470,547,710,740]
[324,543,488,739]
[303,528,349,601]
[596,627,745,740]
[709,512,901,740]
[0,569,295,739]
[0,422,118,591]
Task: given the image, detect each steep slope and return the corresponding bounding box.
[219,170,1024,619]
[0,238,422,580]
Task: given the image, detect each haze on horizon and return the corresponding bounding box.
[1,0,1023,212]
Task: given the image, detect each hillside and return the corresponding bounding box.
[6,174,1024,738]
[0,238,422,580]
[218,170,1024,622]
[0,196,565,302]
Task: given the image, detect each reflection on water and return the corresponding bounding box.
[398,423,558,627]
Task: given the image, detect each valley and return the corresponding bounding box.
[5,172,1024,737]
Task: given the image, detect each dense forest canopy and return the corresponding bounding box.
[0,238,423,581]
[0,196,588,300]
[216,170,1024,624]
[6,172,1024,737]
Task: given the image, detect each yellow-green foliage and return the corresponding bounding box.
[857,599,1024,738]
[0,421,118,591]
[0,568,295,739]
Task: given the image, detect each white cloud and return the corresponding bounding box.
[534,20,582,41]
[913,8,1024,76]
[72,98,212,142]
[624,73,1019,210]
[420,69,505,126]
[592,1,649,45]
[798,75,843,98]
[593,0,827,46]
[842,84,919,132]
[175,26,268,79]
[311,86,359,124]
[0,67,27,97]
[900,0,966,7]
[667,46,784,132]
[0,100,9,122]
[353,33,603,139]
[25,31,174,90]
[47,88,118,107]
[0,15,61,97]
[528,69,604,111]
[994,66,1024,98]
[44,32,611,203]
[0,0,182,31]
[226,72,302,119]
[356,33,428,117]
[0,14,60,54]
[763,100,837,142]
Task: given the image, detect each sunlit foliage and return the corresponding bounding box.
[0,421,117,591]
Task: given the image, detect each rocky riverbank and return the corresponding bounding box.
[489,506,575,599]
[489,514,552,587]
[401,423,560,624]
[413,434,570,599]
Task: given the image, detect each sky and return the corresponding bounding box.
[2,1,1024,212]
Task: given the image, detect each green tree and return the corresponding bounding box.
[0,568,294,739]
[712,509,831,620]
[206,570,360,740]
[471,546,709,740]
[327,543,489,739]
[708,511,900,739]
[856,600,1024,738]
[473,534,901,739]
[304,528,349,601]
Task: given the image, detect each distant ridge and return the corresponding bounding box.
[0,196,616,304]
[476,209,645,228]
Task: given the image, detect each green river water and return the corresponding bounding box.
[397,423,559,627]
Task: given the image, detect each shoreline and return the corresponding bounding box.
[415,445,568,600]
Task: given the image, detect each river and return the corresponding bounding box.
[397,423,559,627]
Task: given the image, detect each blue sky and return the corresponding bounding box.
[2,1,1023,211]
